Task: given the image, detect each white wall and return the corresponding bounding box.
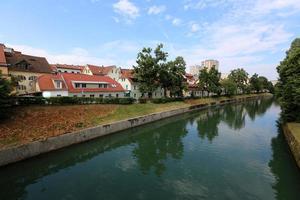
[42,91,69,97]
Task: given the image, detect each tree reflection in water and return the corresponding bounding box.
[268,123,300,200]
[196,97,273,141]
[132,119,188,176]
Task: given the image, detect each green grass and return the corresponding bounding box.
[92,93,271,125]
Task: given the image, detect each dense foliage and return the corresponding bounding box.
[198,66,221,96]
[228,68,249,94]
[134,44,187,98]
[220,78,237,96]
[276,38,300,122]
[0,73,14,119]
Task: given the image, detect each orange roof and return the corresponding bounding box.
[0,44,7,66]
[38,74,67,91]
[87,64,116,76]
[38,73,124,93]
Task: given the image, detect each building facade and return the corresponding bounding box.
[37,73,125,98]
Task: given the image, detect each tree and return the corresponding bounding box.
[198,67,221,97]
[249,73,261,93]
[208,67,222,96]
[221,78,237,96]
[133,44,167,98]
[228,68,249,94]
[198,67,210,96]
[276,38,300,122]
[267,81,274,94]
[165,56,187,97]
[0,72,13,99]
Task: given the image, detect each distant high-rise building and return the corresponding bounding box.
[189,59,219,76]
[201,59,219,70]
[189,65,202,76]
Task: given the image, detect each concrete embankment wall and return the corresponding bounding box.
[0,95,265,167]
[283,123,300,168]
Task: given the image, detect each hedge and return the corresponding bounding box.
[151,97,184,104]
[9,97,136,106]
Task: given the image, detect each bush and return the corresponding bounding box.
[151,97,184,104]
[138,98,147,104]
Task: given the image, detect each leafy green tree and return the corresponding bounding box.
[166,56,187,97]
[0,72,13,99]
[267,81,274,94]
[249,73,261,93]
[221,78,237,96]
[208,67,222,96]
[228,68,249,94]
[276,38,300,122]
[198,67,210,96]
[198,67,221,96]
[133,44,168,98]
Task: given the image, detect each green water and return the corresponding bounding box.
[1,98,300,200]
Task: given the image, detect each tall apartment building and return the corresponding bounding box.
[190,59,219,76]
[201,59,219,70]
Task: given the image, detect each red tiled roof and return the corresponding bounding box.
[121,69,137,83]
[0,44,7,66]
[38,73,125,93]
[87,64,115,75]
[38,74,67,91]
[51,64,85,71]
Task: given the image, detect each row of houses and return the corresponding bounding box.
[0,44,202,99]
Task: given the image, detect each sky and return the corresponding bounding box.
[1,0,300,80]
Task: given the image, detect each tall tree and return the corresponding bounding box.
[133,44,167,98]
[165,56,187,97]
[221,78,237,96]
[249,73,261,93]
[228,68,249,94]
[198,67,221,96]
[276,38,300,122]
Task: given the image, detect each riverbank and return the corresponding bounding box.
[0,93,269,150]
[283,123,300,168]
[0,93,271,167]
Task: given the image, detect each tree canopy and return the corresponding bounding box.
[276,38,300,122]
[228,68,248,94]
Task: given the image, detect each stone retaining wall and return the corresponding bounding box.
[0,95,265,167]
[283,123,300,168]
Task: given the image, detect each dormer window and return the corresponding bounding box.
[55,80,62,89]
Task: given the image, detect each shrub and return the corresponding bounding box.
[138,98,147,104]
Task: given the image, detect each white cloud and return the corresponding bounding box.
[172,18,182,26]
[113,0,139,21]
[190,22,200,32]
[148,5,166,15]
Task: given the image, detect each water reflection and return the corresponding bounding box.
[132,119,188,176]
[0,97,290,200]
[268,124,300,200]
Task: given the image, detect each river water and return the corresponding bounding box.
[0,98,300,200]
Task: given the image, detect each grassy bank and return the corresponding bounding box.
[0,93,271,149]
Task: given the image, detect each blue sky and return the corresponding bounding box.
[1,0,300,80]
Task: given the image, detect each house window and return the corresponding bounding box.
[126,85,128,90]
[90,94,95,98]
[28,76,37,80]
[134,93,136,98]
[57,94,61,97]
[99,84,103,88]
[72,71,74,73]
[154,92,156,96]
[108,94,112,98]
[77,72,80,74]
[116,94,119,98]
[64,71,67,73]
[82,83,86,88]
[99,94,103,98]
[17,75,26,81]
[58,70,62,72]
[112,70,114,73]
[103,84,108,88]
[75,83,80,88]
[82,94,86,97]
[55,81,62,89]
[17,85,26,90]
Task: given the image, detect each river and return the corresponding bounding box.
[0,98,300,200]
